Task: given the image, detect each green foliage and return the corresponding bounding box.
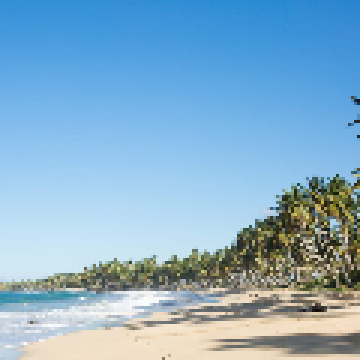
[3,172,359,292]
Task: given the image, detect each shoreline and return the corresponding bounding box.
[19,286,360,359]
[2,282,357,294]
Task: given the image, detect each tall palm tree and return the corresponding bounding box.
[273,175,356,288]
[300,174,357,288]
[274,182,320,286]
[321,175,357,287]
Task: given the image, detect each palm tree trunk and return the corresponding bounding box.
[338,218,353,287]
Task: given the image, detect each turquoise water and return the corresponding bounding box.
[0,290,222,360]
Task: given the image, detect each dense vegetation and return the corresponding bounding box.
[1,173,359,292]
[2,97,359,292]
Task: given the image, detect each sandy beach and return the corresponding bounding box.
[20,287,360,359]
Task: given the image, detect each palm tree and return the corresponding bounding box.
[273,182,320,287]
[271,175,355,289]
[322,175,357,287]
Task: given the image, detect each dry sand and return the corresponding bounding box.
[20,287,360,359]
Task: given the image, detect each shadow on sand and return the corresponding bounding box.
[124,288,360,356]
[208,332,360,355]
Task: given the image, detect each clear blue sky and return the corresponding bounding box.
[0,1,359,282]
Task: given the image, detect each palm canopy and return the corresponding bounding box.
[234,174,359,288]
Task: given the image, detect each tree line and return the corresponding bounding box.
[2,173,359,292]
[1,97,359,292]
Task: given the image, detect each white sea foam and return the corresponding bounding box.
[0,290,221,360]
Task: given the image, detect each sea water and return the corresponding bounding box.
[0,289,222,360]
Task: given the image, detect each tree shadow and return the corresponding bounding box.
[124,288,359,330]
[208,331,360,355]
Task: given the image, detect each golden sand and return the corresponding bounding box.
[20,288,360,359]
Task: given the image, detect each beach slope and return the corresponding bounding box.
[21,288,360,359]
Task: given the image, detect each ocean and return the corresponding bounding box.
[0,289,222,360]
